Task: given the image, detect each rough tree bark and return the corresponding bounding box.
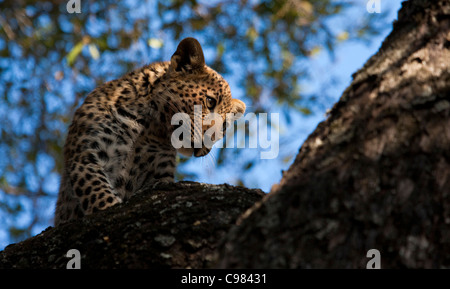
[0,0,449,269]
[218,0,450,268]
[0,182,264,268]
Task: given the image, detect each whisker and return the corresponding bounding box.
[203,150,216,178]
[207,148,217,170]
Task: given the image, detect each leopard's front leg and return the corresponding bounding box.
[127,144,176,196]
[69,151,123,215]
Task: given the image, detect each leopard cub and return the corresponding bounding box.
[54,37,245,225]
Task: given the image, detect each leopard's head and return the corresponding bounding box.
[164,37,245,157]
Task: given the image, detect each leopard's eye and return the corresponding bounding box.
[206,96,217,110]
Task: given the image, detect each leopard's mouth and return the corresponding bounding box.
[194,147,211,157]
[177,147,194,157]
[177,147,211,157]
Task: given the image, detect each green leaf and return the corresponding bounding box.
[308,45,322,57]
[299,107,312,115]
[148,38,164,49]
[217,42,225,58]
[246,27,258,42]
[337,31,349,42]
[66,41,85,67]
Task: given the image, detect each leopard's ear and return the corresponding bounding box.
[170,37,205,73]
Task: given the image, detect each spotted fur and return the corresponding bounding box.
[54,38,246,225]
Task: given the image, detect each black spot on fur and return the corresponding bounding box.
[137,119,146,126]
[117,107,137,120]
[114,177,124,188]
[160,113,166,123]
[147,155,155,163]
[90,141,100,150]
[90,194,97,204]
[102,137,113,145]
[139,162,147,170]
[87,153,97,165]
[82,198,89,210]
[117,135,128,145]
[154,172,173,179]
[75,188,83,197]
[125,180,133,192]
[157,161,174,169]
[98,150,109,161]
[78,178,85,187]
[103,127,113,135]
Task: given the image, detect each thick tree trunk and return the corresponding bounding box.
[218,0,450,268]
[0,0,448,269]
